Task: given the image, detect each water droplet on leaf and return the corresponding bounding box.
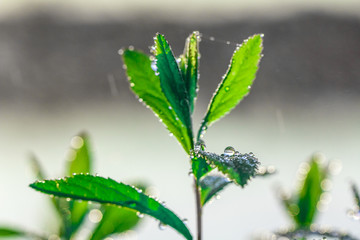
[158,222,167,230]
[136,212,144,218]
[224,146,235,156]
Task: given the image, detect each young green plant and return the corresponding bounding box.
[276,154,357,240]
[1,133,145,240]
[30,31,265,240]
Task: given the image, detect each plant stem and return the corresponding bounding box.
[194,179,202,240]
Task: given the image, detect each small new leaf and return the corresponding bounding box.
[67,132,92,175]
[197,150,259,187]
[153,34,193,143]
[30,175,192,240]
[280,155,328,229]
[296,156,327,228]
[122,49,193,154]
[198,34,263,139]
[200,174,231,206]
[179,31,200,113]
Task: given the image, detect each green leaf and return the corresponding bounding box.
[179,31,200,113]
[197,148,259,187]
[30,175,192,240]
[0,227,45,239]
[122,49,193,154]
[90,205,140,240]
[29,153,46,180]
[153,33,193,142]
[191,141,213,181]
[280,155,328,229]
[200,174,231,206]
[67,132,92,175]
[90,184,147,240]
[192,156,212,181]
[295,156,327,228]
[65,133,92,237]
[351,183,360,209]
[28,154,65,232]
[0,227,24,237]
[198,34,263,139]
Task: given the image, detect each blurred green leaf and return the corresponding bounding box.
[197,148,259,187]
[351,183,360,209]
[90,205,139,240]
[281,155,328,229]
[0,227,24,237]
[198,34,263,139]
[63,133,92,237]
[28,154,65,233]
[0,227,46,239]
[90,184,147,240]
[122,49,193,154]
[200,174,231,206]
[30,175,192,240]
[29,154,46,180]
[67,132,92,175]
[154,33,193,140]
[296,156,327,228]
[179,31,200,113]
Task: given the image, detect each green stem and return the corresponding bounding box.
[194,178,202,240]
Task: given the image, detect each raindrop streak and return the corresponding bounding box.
[107,74,119,97]
[224,146,235,156]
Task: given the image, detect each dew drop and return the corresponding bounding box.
[168,106,172,110]
[224,146,235,156]
[224,86,230,92]
[260,33,265,38]
[118,49,124,55]
[136,212,144,218]
[226,41,231,45]
[209,36,215,41]
[128,45,134,51]
[215,194,221,200]
[151,61,158,72]
[182,218,188,224]
[66,198,71,202]
[158,222,167,230]
[130,82,135,87]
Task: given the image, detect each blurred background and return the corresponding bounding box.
[1,0,360,239]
